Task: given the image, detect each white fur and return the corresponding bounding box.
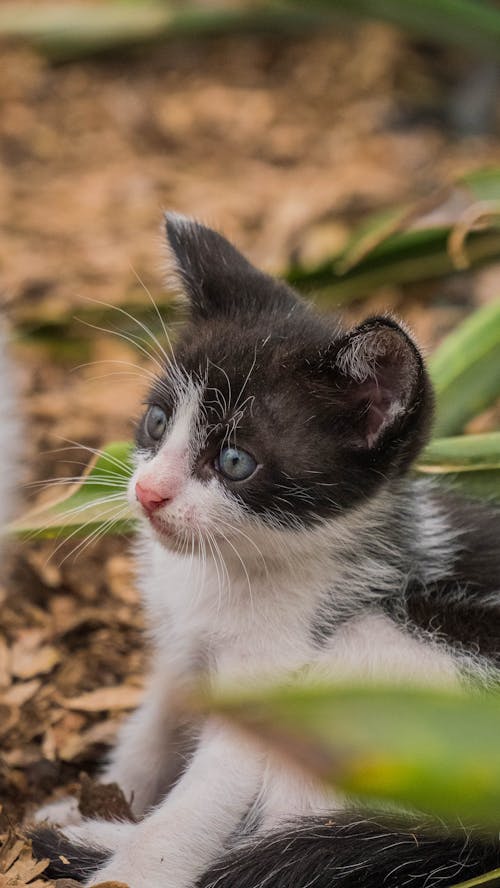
[37,377,468,888]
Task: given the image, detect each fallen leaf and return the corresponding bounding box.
[93,883,129,888]
[0,832,51,888]
[0,681,41,707]
[58,717,121,762]
[0,638,11,689]
[59,685,142,713]
[8,629,59,682]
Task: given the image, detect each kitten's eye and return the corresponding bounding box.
[145,405,167,441]
[216,447,257,482]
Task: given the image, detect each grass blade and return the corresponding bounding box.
[429,303,500,437]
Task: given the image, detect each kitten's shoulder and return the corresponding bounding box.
[406,485,500,671]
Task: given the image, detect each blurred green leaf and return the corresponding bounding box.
[287,0,500,58]
[286,168,500,303]
[421,432,500,470]
[4,0,500,61]
[462,170,500,203]
[429,303,500,437]
[418,433,500,502]
[201,681,500,825]
[288,224,500,305]
[11,441,134,540]
[0,3,329,62]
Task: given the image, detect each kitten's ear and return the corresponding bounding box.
[164,213,293,320]
[330,317,432,454]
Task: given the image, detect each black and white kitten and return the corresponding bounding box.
[32,216,500,888]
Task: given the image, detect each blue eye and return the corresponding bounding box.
[145,405,167,441]
[217,447,257,482]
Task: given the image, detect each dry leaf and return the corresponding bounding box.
[0,833,51,888]
[58,717,121,762]
[0,638,11,690]
[105,557,137,605]
[59,686,142,713]
[0,681,41,707]
[10,630,60,682]
[93,883,129,888]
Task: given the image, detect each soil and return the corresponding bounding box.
[0,16,499,884]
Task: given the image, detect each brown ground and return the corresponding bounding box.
[1,17,500,880]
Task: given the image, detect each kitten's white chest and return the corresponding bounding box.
[139,533,321,682]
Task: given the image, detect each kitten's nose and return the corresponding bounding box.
[135,481,170,514]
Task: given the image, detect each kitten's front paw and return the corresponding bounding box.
[29,819,137,883]
[33,796,82,827]
[28,825,110,883]
[86,856,158,888]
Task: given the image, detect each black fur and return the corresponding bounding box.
[165,212,297,322]
[28,825,110,882]
[403,493,500,669]
[197,813,500,888]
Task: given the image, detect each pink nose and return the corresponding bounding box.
[135,481,170,514]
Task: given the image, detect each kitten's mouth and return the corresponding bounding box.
[148,513,178,539]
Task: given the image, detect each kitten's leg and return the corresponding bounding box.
[102,666,196,818]
[256,759,339,835]
[74,722,264,888]
[33,797,83,828]
[35,656,193,830]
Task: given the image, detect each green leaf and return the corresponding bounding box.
[286,0,500,58]
[417,433,500,502]
[288,222,500,306]
[462,169,500,203]
[5,0,500,61]
[284,167,500,304]
[450,868,500,888]
[0,3,329,63]
[202,682,500,825]
[429,303,500,437]
[10,441,135,540]
[421,433,500,472]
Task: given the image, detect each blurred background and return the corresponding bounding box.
[1,0,500,845]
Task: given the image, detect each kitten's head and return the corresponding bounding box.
[129,214,433,558]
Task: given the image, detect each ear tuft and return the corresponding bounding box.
[333,317,429,451]
[163,212,206,307]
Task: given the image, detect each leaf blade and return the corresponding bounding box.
[429,303,500,437]
[203,682,500,825]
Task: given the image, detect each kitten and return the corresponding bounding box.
[31,215,500,888]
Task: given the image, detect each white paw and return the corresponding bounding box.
[33,796,82,827]
[86,858,149,888]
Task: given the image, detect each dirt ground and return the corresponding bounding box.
[1,16,500,879]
